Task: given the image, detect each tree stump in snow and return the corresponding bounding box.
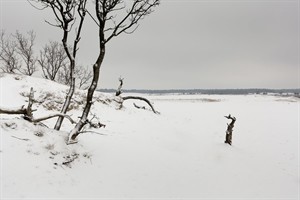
[224,114,236,145]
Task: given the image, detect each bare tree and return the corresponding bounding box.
[0,30,21,73]
[31,0,159,143]
[32,0,88,131]
[13,30,37,76]
[67,0,160,143]
[38,41,68,80]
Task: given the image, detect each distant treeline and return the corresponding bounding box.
[98,88,300,95]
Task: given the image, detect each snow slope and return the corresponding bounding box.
[0,73,299,199]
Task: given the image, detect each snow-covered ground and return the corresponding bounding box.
[0,73,299,200]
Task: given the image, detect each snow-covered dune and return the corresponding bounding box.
[0,73,299,199]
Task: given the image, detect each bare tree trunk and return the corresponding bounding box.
[54,2,86,130]
[67,46,105,143]
[224,114,236,145]
[54,68,75,130]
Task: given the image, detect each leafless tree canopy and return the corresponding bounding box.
[90,0,160,44]
[57,64,92,89]
[13,30,37,76]
[38,41,68,81]
[0,30,21,73]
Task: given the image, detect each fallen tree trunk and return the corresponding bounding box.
[0,106,27,115]
[123,96,159,114]
[0,87,76,125]
[0,106,76,124]
[114,78,159,114]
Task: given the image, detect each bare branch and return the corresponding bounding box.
[104,0,160,43]
[0,106,27,115]
[27,0,48,10]
[44,19,62,28]
[32,113,76,124]
[38,41,69,81]
[11,136,30,141]
[86,9,100,27]
[123,96,159,114]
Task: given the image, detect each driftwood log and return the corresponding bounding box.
[0,87,76,124]
[224,114,236,145]
[123,96,159,114]
[115,78,159,114]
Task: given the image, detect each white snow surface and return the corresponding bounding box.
[0,73,299,200]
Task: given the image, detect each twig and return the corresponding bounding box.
[79,130,107,136]
[11,135,30,141]
[133,103,146,110]
[62,154,79,165]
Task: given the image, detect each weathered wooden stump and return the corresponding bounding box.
[224,114,236,145]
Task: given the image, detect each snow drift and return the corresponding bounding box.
[0,73,299,199]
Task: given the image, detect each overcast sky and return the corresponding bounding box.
[0,0,299,89]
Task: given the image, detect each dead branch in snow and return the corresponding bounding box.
[86,120,106,129]
[62,154,79,167]
[32,113,76,124]
[0,106,27,115]
[224,114,236,145]
[80,113,106,129]
[114,78,159,114]
[11,135,30,141]
[123,96,159,114]
[0,87,76,124]
[133,103,146,110]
